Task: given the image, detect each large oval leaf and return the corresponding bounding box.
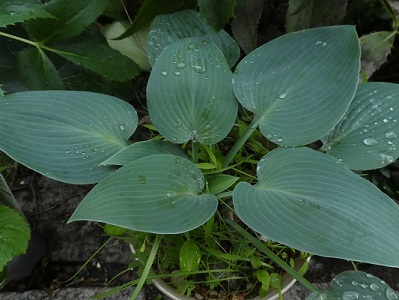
[232,26,360,147]
[0,91,137,184]
[147,37,238,145]
[147,9,240,68]
[100,140,188,166]
[322,82,399,170]
[69,154,218,234]
[233,147,399,267]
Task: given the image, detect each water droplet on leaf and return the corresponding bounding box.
[161,71,167,76]
[363,138,378,146]
[384,131,397,139]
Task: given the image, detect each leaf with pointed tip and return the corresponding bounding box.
[100,140,188,166]
[0,205,30,272]
[24,0,107,43]
[322,82,399,170]
[0,174,24,216]
[207,174,239,194]
[233,26,360,147]
[18,48,64,90]
[147,9,240,68]
[198,0,236,31]
[233,147,399,267]
[147,37,238,145]
[0,0,54,28]
[51,42,141,81]
[0,91,138,184]
[69,154,218,234]
[360,31,395,79]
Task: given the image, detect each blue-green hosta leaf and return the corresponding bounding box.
[18,48,64,90]
[0,205,30,272]
[0,0,54,28]
[0,91,138,184]
[100,140,188,166]
[233,147,399,267]
[69,154,218,234]
[322,82,399,170]
[233,26,360,147]
[147,9,240,68]
[147,37,238,145]
[306,271,399,300]
[24,0,108,43]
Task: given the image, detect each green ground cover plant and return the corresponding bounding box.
[1,0,399,299]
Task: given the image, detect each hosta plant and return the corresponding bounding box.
[1,20,399,298]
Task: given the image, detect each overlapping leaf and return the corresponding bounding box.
[0,205,30,272]
[0,91,138,184]
[322,82,399,170]
[233,26,360,147]
[198,0,236,31]
[147,37,238,145]
[233,147,399,267]
[0,0,54,28]
[69,154,218,234]
[18,48,64,90]
[147,9,240,67]
[100,140,188,166]
[24,0,108,42]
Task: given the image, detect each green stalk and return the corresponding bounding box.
[0,31,39,47]
[226,219,320,293]
[131,234,162,300]
[222,115,263,168]
[192,140,199,164]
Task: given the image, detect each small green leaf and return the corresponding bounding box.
[0,0,54,28]
[69,154,218,234]
[0,91,138,184]
[250,255,263,269]
[270,273,282,289]
[198,0,236,31]
[231,0,264,54]
[18,48,64,90]
[0,205,30,272]
[147,37,238,145]
[233,26,360,147]
[233,147,399,267]
[196,163,216,170]
[147,9,240,68]
[24,0,108,42]
[104,224,128,236]
[102,21,151,71]
[179,240,201,272]
[51,42,141,81]
[255,270,270,290]
[0,174,23,216]
[322,82,399,170]
[360,31,395,79]
[207,174,239,194]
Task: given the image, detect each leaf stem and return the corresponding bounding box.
[131,234,162,300]
[222,115,263,168]
[192,140,199,164]
[0,31,39,47]
[226,219,320,294]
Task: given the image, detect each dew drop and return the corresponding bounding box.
[384,131,397,139]
[361,283,368,289]
[279,93,287,99]
[363,138,378,146]
[380,154,395,165]
[383,119,389,123]
[352,281,359,286]
[191,64,206,73]
[92,147,99,152]
[370,283,380,291]
[166,193,172,197]
[386,287,399,300]
[119,125,125,131]
[342,291,360,300]
[65,150,69,154]
[276,137,283,142]
[175,71,181,76]
[161,71,167,76]
[176,62,185,69]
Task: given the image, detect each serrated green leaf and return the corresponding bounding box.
[0,91,138,184]
[360,31,395,78]
[18,48,64,90]
[147,9,240,68]
[51,42,141,81]
[115,0,195,40]
[207,174,239,194]
[233,26,360,147]
[0,0,54,28]
[198,0,236,31]
[24,0,108,43]
[233,147,399,267]
[69,154,218,234]
[286,0,347,32]
[0,205,30,272]
[322,82,399,170]
[100,140,188,166]
[147,37,238,145]
[231,0,264,54]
